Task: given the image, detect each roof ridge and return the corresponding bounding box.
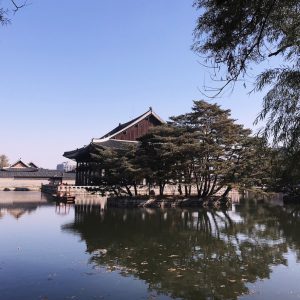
[9,159,30,168]
[99,108,164,140]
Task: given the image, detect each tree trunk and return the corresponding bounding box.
[208,175,218,196]
[159,183,165,196]
[202,176,208,197]
[125,186,133,197]
[196,184,200,196]
[198,180,204,197]
[134,184,138,196]
[222,186,232,198]
[178,184,183,195]
[185,185,188,196]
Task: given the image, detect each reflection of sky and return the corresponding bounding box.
[228,209,244,223]
[1,193,300,300]
[242,251,300,300]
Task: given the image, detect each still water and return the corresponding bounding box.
[0,192,300,300]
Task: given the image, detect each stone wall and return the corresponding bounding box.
[0,178,75,191]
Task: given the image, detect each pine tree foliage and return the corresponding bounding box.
[138,101,267,197]
[89,144,142,197]
[137,126,180,196]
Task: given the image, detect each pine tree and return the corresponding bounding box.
[90,144,142,197]
[139,100,265,199]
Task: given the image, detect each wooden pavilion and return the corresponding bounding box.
[63,108,164,186]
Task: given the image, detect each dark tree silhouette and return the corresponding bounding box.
[193,0,300,147]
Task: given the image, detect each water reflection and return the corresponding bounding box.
[1,192,300,299]
[0,191,52,219]
[62,201,300,300]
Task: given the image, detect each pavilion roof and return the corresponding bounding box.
[63,108,164,161]
[94,139,137,150]
[98,108,164,140]
[63,139,137,161]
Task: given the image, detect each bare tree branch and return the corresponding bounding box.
[10,0,27,14]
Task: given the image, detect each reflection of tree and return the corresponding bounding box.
[239,202,300,261]
[63,204,290,300]
[279,206,300,260]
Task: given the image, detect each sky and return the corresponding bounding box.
[0,0,265,168]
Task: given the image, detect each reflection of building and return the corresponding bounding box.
[0,191,53,219]
[0,159,75,190]
[63,108,164,186]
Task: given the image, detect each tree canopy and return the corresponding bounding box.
[193,0,300,146]
[0,154,9,168]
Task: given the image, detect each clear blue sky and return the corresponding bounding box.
[0,0,263,168]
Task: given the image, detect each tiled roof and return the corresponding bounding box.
[6,159,39,169]
[0,168,75,179]
[28,162,38,168]
[63,145,91,160]
[100,111,149,139]
[9,159,30,168]
[99,109,164,140]
[63,108,164,160]
[63,140,137,160]
[3,167,38,172]
[93,139,137,150]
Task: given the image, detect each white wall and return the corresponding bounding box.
[0,178,75,191]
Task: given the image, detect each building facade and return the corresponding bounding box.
[63,108,164,186]
[57,161,76,172]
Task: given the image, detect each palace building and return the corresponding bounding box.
[63,108,164,186]
[0,160,75,191]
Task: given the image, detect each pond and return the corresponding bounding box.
[0,191,300,300]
